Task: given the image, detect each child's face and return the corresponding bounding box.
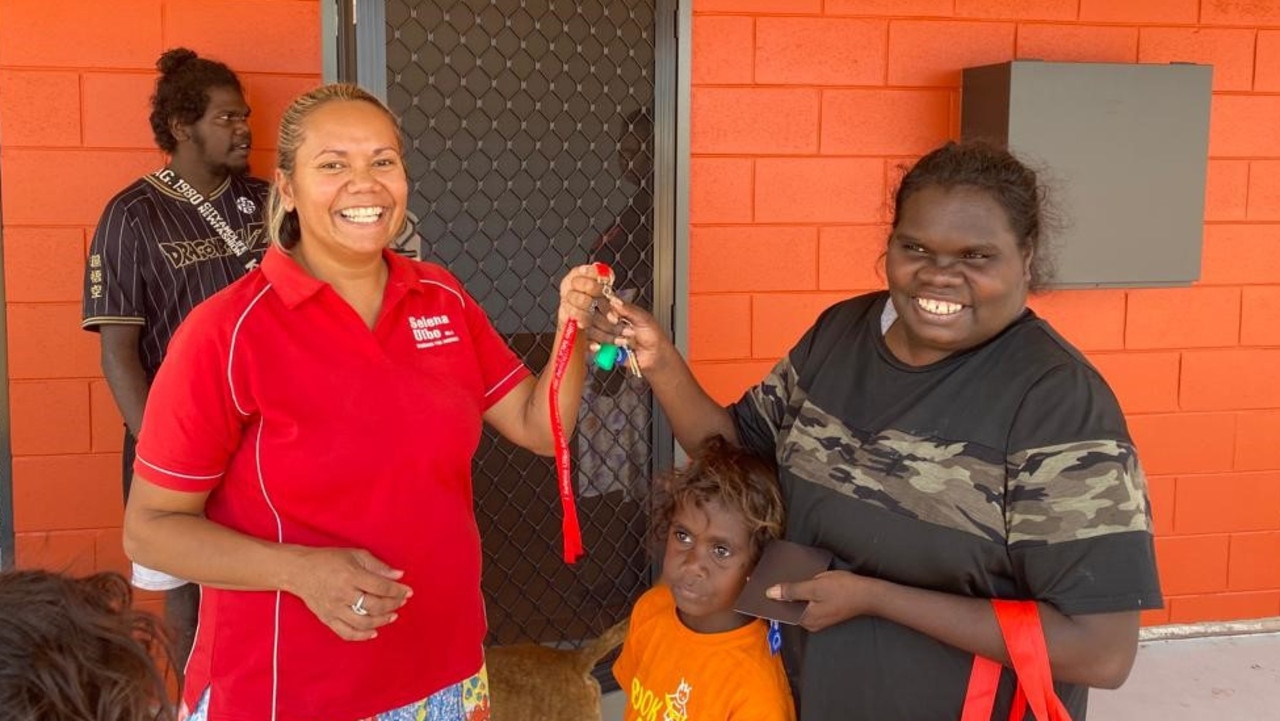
[661,498,755,634]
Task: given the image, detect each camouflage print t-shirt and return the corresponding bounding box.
[729,291,1162,721]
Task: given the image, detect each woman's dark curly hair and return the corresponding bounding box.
[149,47,242,153]
[0,570,176,721]
[652,435,784,563]
[892,140,1058,291]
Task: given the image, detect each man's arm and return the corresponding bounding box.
[98,324,148,437]
[84,192,150,438]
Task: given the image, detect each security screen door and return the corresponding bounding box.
[369,0,676,660]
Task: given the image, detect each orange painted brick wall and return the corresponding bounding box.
[0,0,322,610]
[689,0,1280,626]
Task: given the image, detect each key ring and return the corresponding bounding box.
[593,274,642,378]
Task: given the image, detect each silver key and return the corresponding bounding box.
[625,346,642,378]
[597,277,640,377]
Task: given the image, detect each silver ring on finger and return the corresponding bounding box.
[350,593,369,616]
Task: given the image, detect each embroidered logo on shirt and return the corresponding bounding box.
[87,254,104,299]
[629,677,692,721]
[236,196,257,214]
[409,314,459,349]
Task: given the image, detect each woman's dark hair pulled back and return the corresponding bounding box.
[892,140,1056,290]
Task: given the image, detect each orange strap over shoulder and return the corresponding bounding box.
[960,600,1073,721]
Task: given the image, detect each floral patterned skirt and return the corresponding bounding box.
[182,665,491,721]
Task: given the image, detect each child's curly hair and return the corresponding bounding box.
[652,435,784,561]
[0,570,176,721]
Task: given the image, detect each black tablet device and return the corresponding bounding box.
[734,539,834,625]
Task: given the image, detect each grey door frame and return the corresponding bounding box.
[321,0,691,473]
[0,168,14,570]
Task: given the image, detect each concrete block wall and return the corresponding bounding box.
[0,0,323,613]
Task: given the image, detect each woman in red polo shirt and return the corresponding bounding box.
[122,83,606,721]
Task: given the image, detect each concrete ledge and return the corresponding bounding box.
[1141,616,1280,642]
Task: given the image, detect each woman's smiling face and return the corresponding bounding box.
[277,99,407,263]
[884,184,1033,367]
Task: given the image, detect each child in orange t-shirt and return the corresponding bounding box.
[613,435,796,721]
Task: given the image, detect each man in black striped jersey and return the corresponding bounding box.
[80,47,268,671]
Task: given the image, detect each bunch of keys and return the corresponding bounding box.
[593,264,642,378]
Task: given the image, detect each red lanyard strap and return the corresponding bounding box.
[962,653,1003,721]
[548,262,614,564]
[550,317,583,564]
[961,600,1072,721]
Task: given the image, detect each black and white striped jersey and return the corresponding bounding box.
[81,172,269,380]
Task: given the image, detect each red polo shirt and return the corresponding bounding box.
[134,244,530,721]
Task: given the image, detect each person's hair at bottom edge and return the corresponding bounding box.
[0,569,176,721]
[651,434,785,563]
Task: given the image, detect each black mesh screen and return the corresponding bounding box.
[384,0,657,652]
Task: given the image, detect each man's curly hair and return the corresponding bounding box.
[652,435,784,562]
[149,47,242,153]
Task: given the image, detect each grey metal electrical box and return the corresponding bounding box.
[961,61,1213,288]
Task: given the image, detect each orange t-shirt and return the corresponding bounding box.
[613,586,796,721]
